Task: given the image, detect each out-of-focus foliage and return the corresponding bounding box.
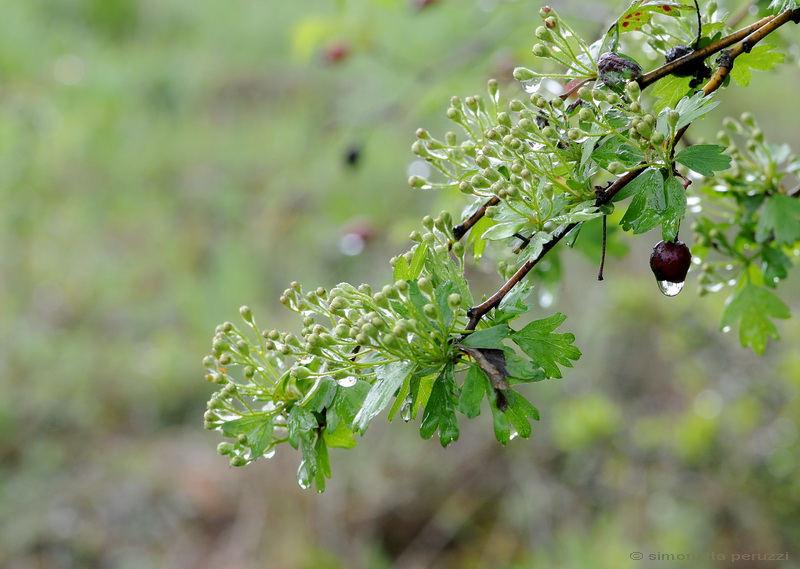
[2,0,800,567]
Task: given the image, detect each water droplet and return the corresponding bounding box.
[337,377,357,387]
[509,430,519,441]
[657,279,684,296]
[400,394,413,422]
[521,77,562,96]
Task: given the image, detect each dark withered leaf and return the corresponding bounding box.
[457,344,511,390]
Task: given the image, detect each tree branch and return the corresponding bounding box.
[463,7,800,332]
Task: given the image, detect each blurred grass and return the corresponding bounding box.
[1,0,800,568]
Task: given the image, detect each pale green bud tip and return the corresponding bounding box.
[423,303,438,318]
[667,109,681,127]
[230,456,248,467]
[422,215,434,230]
[415,128,430,139]
[447,293,462,309]
[513,66,536,82]
[532,44,548,58]
[452,241,465,256]
[291,366,311,380]
[217,442,235,455]
[487,78,498,96]
[625,80,641,100]
[740,112,756,128]
[447,107,461,120]
[607,161,624,174]
[650,132,665,146]
[239,305,253,322]
[567,128,583,140]
[418,277,434,295]
[535,26,550,40]
[408,175,426,188]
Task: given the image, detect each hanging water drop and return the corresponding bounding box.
[657,279,685,297]
[400,394,413,422]
[337,376,357,387]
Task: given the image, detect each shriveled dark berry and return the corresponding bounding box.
[665,45,710,79]
[597,52,642,90]
[650,240,692,283]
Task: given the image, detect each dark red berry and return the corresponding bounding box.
[650,240,692,283]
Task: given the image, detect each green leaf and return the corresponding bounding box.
[592,137,645,168]
[505,352,547,384]
[674,144,731,177]
[730,44,784,87]
[409,241,428,279]
[408,370,436,421]
[393,254,410,281]
[481,220,530,241]
[769,0,799,11]
[504,392,540,439]
[468,215,494,260]
[618,168,665,234]
[434,280,459,327]
[353,361,416,432]
[220,414,271,438]
[661,175,687,241]
[323,422,358,449]
[755,193,800,246]
[314,435,330,491]
[490,282,533,325]
[459,324,512,349]
[247,420,276,458]
[511,313,581,379]
[458,365,489,418]
[328,380,371,431]
[489,389,511,445]
[614,1,688,33]
[762,245,792,286]
[287,405,318,449]
[652,74,691,113]
[721,282,790,354]
[673,92,721,130]
[419,364,460,447]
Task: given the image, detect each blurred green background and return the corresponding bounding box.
[2,0,799,567]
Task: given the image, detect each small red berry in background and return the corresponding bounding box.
[322,42,350,65]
